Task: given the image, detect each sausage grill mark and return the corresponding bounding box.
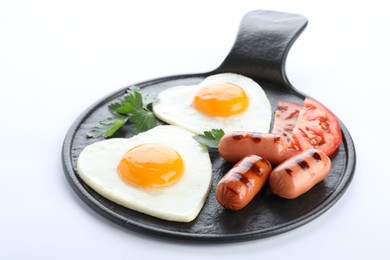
[251,163,263,176]
[311,151,322,162]
[232,132,244,141]
[240,175,253,188]
[296,158,309,170]
[282,150,325,179]
[226,186,240,195]
[240,159,265,177]
[230,171,252,188]
[230,131,266,143]
[251,132,262,143]
[285,167,293,176]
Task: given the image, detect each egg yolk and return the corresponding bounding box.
[117,143,184,188]
[193,81,249,117]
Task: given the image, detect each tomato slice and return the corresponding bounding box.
[271,100,302,143]
[288,97,342,157]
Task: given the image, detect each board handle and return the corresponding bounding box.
[215,10,308,90]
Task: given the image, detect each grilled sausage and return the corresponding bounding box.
[269,149,331,199]
[215,155,272,210]
[218,131,288,165]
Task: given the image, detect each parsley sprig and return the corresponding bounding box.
[193,129,225,148]
[87,87,158,138]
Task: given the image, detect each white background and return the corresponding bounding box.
[1,0,389,259]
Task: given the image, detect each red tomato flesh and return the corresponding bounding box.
[288,97,342,157]
[272,100,302,143]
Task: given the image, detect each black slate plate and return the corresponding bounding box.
[62,10,356,242]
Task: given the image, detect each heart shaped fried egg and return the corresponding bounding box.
[153,73,272,134]
[77,125,212,222]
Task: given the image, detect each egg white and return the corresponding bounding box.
[77,125,212,222]
[152,73,272,135]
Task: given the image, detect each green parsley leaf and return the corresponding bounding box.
[87,86,158,138]
[128,109,157,133]
[124,88,143,110]
[115,102,136,115]
[193,129,225,148]
[127,86,158,106]
[108,102,121,113]
[104,118,128,137]
[86,117,128,138]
